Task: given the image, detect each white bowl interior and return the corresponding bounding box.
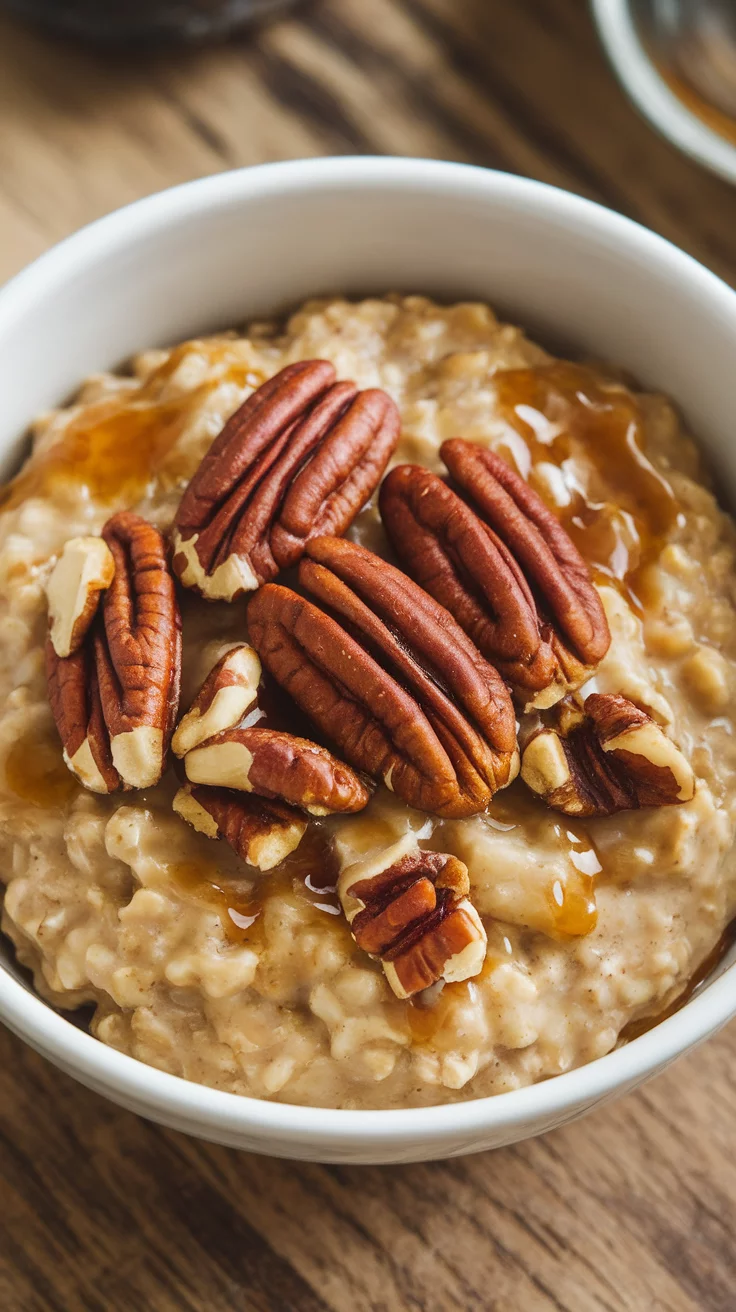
[1,158,736,1160]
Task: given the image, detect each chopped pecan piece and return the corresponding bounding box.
[172,644,262,757]
[173,783,307,871]
[521,692,695,816]
[338,833,487,999]
[184,726,371,816]
[46,535,115,658]
[46,637,119,794]
[172,360,399,600]
[247,539,518,818]
[380,446,610,707]
[95,511,181,789]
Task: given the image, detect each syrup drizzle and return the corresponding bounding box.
[168,826,344,945]
[1,342,263,511]
[486,784,601,938]
[5,348,703,1043]
[494,361,680,607]
[169,859,264,946]
[408,980,470,1044]
[5,730,78,808]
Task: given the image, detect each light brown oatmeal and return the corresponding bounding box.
[1,293,736,1109]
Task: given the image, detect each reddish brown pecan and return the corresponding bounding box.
[269,387,399,568]
[95,512,182,789]
[184,726,371,816]
[442,440,610,674]
[521,692,695,816]
[380,445,611,707]
[380,464,550,692]
[247,539,518,818]
[173,783,307,871]
[172,360,399,600]
[46,512,181,793]
[46,636,120,794]
[301,535,517,800]
[338,833,487,998]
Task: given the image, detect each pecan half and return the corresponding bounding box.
[46,636,119,793]
[172,360,399,600]
[521,692,695,816]
[247,541,518,818]
[95,511,182,789]
[173,783,307,871]
[184,726,371,816]
[172,644,262,757]
[338,833,487,998]
[380,446,610,707]
[302,535,518,809]
[443,441,610,678]
[380,465,548,690]
[269,387,399,569]
[46,535,115,658]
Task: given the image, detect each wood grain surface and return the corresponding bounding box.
[1,2,736,1309]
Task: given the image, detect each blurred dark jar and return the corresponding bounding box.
[1,0,300,43]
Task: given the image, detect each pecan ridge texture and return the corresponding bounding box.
[172,643,370,818]
[47,511,182,793]
[171,644,262,758]
[46,637,120,793]
[338,834,487,998]
[97,511,182,789]
[247,536,519,818]
[184,725,371,816]
[380,442,610,707]
[173,783,308,872]
[172,360,399,600]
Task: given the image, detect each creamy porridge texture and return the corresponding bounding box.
[1,293,735,1108]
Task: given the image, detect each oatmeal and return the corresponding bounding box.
[1,293,735,1108]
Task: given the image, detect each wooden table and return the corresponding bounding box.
[1,3,736,1309]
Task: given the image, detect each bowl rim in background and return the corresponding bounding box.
[591,0,736,185]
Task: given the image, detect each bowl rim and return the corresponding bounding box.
[591,0,736,185]
[1,154,736,1147]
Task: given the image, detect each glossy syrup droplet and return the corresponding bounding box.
[478,784,601,938]
[167,859,263,946]
[545,820,600,938]
[5,730,78,808]
[167,825,346,946]
[276,826,344,917]
[408,980,477,1045]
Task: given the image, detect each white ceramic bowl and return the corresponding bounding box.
[1,158,736,1163]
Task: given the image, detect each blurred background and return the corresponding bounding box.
[2,0,736,287]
